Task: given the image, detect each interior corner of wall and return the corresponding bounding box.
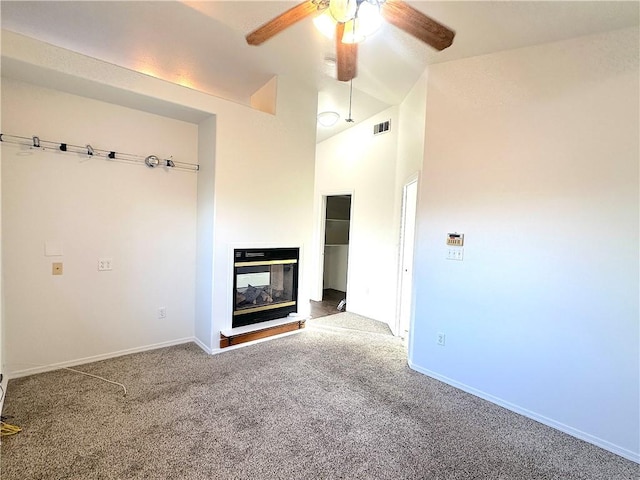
[250,76,278,115]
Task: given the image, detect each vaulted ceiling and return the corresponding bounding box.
[2,1,638,142]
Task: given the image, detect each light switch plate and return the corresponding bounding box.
[98,258,113,271]
[446,248,464,261]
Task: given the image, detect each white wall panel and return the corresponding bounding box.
[314,108,400,325]
[2,79,198,374]
[412,27,639,460]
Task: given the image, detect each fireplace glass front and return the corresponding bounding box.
[233,248,299,328]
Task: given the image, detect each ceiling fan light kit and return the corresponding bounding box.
[313,13,339,39]
[246,0,455,83]
[343,2,383,43]
[313,1,382,44]
[329,0,358,23]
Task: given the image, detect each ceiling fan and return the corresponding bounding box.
[245,0,455,82]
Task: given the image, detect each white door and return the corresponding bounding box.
[398,179,418,338]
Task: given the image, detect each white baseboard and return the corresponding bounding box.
[408,360,640,464]
[7,337,196,379]
[192,336,214,355]
[5,330,304,382]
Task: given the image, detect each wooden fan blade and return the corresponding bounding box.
[336,23,358,82]
[246,1,319,45]
[381,0,455,51]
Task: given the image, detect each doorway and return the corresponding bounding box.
[311,194,352,318]
[397,178,418,338]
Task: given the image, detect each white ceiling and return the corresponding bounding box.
[2,1,638,142]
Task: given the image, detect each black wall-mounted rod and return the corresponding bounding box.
[0,132,199,172]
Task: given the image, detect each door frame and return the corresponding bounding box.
[314,190,354,303]
[395,175,419,339]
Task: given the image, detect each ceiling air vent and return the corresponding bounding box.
[373,120,391,136]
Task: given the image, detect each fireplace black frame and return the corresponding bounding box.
[232,247,299,328]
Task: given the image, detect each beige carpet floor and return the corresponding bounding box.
[1,313,637,479]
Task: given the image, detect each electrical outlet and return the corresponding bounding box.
[437,332,446,346]
[158,307,167,319]
[98,258,113,271]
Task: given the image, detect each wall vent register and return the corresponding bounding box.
[373,120,391,135]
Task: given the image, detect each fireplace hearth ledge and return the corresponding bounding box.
[220,314,308,348]
[221,315,306,337]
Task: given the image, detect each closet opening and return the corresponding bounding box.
[314,194,352,317]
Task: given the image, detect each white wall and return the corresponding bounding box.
[394,70,429,337]
[209,74,317,344]
[314,107,400,324]
[411,27,639,461]
[2,30,318,356]
[323,245,349,292]
[313,74,430,328]
[396,69,428,187]
[195,116,216,352]
[0,75,5,405]
[2,79,198,375]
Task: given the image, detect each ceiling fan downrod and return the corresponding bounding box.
[346,78,355,123]
[345,14,357,123]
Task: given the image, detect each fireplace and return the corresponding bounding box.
[232,247,299,328]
